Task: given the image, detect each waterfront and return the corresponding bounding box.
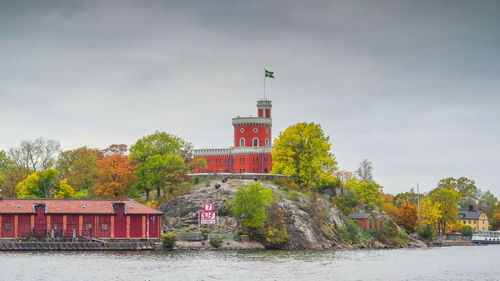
[1,245,499,281]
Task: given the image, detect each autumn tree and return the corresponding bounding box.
[93,154,137,199]
[271,122,338,186]
[417,197,441,240]
[16,169,74,198]
[491,201,500,230]
[430,188,462,234]
[8,138,61,177]
[130,131,188,200]
[397,202,418,232]
[57,147,100,192]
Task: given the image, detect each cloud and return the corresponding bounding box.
[0,0,499,195]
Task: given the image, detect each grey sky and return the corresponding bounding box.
[1,0,499,196]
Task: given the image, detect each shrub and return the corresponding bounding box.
[209,236,223,248]
[192,176,200,185]
[162,232,177,250]
[416,224,437,241]
[338,219,371,244]
[200,228,210,240]
[460,225,474,237]
[265,227,289,249]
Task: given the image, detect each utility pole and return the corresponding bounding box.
[417,182,420,208]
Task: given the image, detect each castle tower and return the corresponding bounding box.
[232,100,272,148]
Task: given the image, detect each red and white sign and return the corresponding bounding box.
[200,210,217,224]
[203,202,214,211]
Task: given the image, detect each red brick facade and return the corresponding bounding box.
[193,100,273,173]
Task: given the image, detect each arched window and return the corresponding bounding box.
[240,138,245,147]
[253,138,259,147]
[265,139,270,146]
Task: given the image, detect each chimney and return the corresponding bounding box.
[0,189,3,200]
[151,202,157,209]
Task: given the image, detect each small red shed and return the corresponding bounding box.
[0,199,163,240]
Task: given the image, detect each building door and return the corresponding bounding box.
[34,205,47,236]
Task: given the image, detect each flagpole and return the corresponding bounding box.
[263,69,266,99]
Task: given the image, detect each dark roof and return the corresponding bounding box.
[348,213,371,219]
[458,210,483,220]
[0,199,163,215]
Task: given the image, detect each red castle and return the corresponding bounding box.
[193,99,273,173]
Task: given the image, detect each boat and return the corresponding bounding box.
[471,231,500,244]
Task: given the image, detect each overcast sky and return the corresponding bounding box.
[1,0,499,196]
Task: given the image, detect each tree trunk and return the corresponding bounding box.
[156,187,161,198]
[146,190,150,202]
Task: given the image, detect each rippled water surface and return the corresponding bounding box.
[1,245,499,281]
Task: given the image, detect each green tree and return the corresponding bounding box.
[437,177,479,209]
[345,178,382,208]
[16,169,75,198]
[271,122,338,186]
[477,190,498,219]
[430,188,462,234]
[130,132,188,200]
[57,147,100,192]
[393,189,420,208]
[231,182,273,239]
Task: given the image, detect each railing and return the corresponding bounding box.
[22,228,96,239]
[175,232,237,241]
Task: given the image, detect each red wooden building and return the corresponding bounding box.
[193,99,273,173]
[0,199,162,240]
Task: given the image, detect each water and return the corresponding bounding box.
[1,246,499,281]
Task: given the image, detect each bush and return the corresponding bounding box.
[460,225,474,237]
[192,176,200,185]
[416,224,437,241]
[162,232,177,250]
[264,227,289,249]
[200,228,210,240]
[209,236,223,248]
[338,219,371,244]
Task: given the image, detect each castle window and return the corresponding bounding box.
[240,138,245,147]
[253,128,258,133]
[240,128,245,133]
[253,138,259,147]
[265,139,270,146]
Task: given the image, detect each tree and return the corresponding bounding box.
[417,197,441,227]
[477,190,498,219]
[393,189,420,208]
[231,182,273,239]
[271,122,338,186]
[332,170,354,182]
[8,138,61,177]
[381,202,399,221]
[345,178,382,208]
[16,169,75,198]
[437,177,479,209]
[101,144,128,157]
[93,154,137,199]
[355,159,374,182]
[491,201,500,230]
[57,147,100,191]
[130,132,189,199]
[430,188,462,234]
[397,202,418,232]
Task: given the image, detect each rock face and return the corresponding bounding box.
[160,179,348,249]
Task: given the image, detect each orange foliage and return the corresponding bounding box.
[381,202,399,221]
[380,193,394,204]
[93,154,137,199]
[397,202,418,232]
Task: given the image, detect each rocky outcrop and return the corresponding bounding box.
[160,179,347,249]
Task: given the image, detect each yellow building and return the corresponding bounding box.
[459,208,489,231]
